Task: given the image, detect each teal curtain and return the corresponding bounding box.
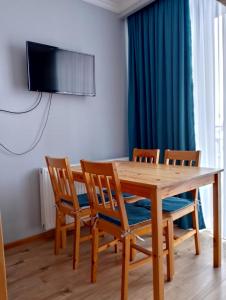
[128,0,205,229]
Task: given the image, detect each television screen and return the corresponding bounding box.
[26,41,96,96]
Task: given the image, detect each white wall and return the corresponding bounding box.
[0,0,127,242]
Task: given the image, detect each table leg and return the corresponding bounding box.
[213,173,221,267]
[151,189,164,300]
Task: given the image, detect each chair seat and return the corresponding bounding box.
[61,193,90,208]
[134,197,193,213]
[99,203,151,227]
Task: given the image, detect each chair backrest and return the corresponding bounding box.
[80,160,129,231]
[164,150,201,167]
[45,156,80,211]
[132,148,160,164]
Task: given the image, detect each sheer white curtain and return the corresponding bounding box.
[215,13,226,239]
[190,0,226,238]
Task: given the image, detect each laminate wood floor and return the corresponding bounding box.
[5,230,226,300]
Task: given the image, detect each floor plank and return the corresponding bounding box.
[5,230,226,300]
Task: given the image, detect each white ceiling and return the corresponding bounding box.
[82,0,155,17]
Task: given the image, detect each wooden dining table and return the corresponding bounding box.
[71,161,223,300]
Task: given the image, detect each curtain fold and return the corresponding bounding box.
[128,0,205,229]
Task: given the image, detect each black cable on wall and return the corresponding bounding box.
[0,92,42,114]
[0,93,52,155]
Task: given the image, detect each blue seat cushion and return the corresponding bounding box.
[134,197,193,213]
[99,203,151,227]
[61,193,111,209]
[77,193,90,207]
[133,199,151,209]
[121,192,136,198]
[61,193,90,208]
[103,188,135,199]
[162,197,193,212]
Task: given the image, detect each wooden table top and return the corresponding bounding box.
[71,161,223,190]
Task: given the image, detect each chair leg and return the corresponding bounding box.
[91,226,99,283]
[55,209,61,255]
[60,214,67,250]
[89,220,92,234]
[73,218,80,270]
[121,235,130,300]
[114,236,119,253]
[61,228,67,250]
[165,219,174,281]
[130,236,136,261]
[192,206,200,255]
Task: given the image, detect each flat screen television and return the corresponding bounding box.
[26,41,96,96]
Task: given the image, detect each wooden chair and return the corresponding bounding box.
[163,150,201,253]
[45,156,92,269]
[81,160,174,300]
[135,150,201,255]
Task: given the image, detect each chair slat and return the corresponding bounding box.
[97,175,106,207]
[90,174,100,209]
[105,176,115,211]
[180,160,185,166]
